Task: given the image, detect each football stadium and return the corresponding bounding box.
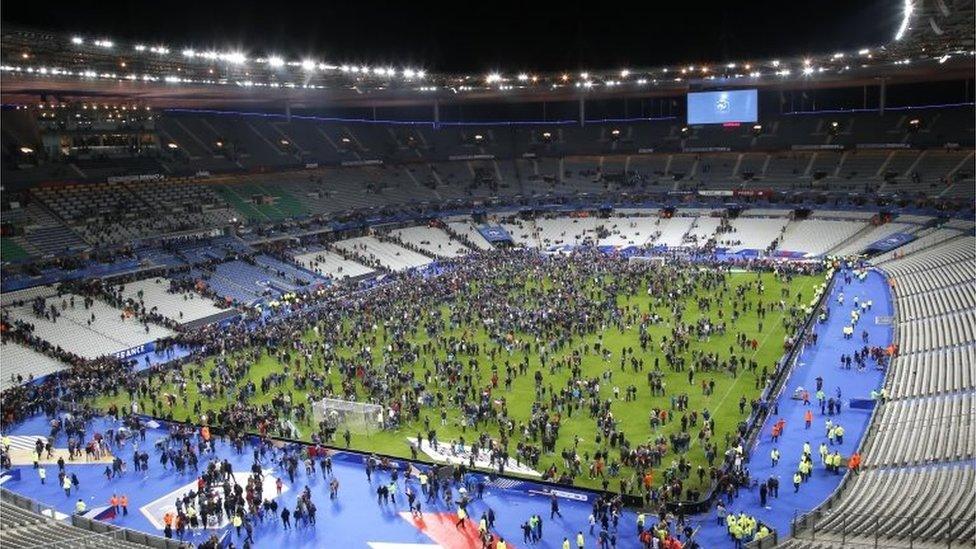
[0,1,973,547]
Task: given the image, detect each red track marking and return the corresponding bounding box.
[399,511,518,549]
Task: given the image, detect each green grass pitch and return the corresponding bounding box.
[94,267,820,495]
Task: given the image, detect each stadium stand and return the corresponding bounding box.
[0,341,68,390]
[597,214,661,248]
[777,219,867,257]
[651,216,697,247]
[389,225,470,257]
[292,247,375,279]
[721,216,791,251]
[445,219,495,250]
[333,236,433,271]
[789,231,976,547]
[2,289,174,359]
[788,466,975,547]
[0,490,183,548]
[112,277,229,325]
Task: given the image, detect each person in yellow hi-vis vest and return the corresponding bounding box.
[576,531,585,549]
[455,506,467,529]
[562,537,570,549]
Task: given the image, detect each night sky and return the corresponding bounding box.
[3,0,900,72]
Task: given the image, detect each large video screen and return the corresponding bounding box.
[687,89,758,125]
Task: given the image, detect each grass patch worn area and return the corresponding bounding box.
[94,259,820,496]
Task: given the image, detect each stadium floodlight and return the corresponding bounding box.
[268,56,285,68]
[802,66,815,75]
[583,80,593,88]
[183,49,196,58]
[19,146,33,154]
[134,44,146,52]
[403,68,416,78]
[301,59,316,71]
[94,39,113,48]
[771,60,780,67]
[224,52,246,64]
[416,70,426,79]
[620,69,630,77]
[610,129,620,136]
[832,53,845,59]
[517,73,529,81]
[580,71,589,79]
[486,73,502,83]
[71,36,83,45]
[166,142,179,149]
[750,71,761,78]
[858,48,870,55]
[895,0,914,40]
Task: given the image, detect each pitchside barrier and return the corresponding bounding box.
[133,413,629,508]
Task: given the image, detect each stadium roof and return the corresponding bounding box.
[1,0,973,109]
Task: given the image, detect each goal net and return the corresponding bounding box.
[312,398,384,435]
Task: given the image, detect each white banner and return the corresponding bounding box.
[407,437,540,477]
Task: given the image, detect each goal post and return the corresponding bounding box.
[312,398,384,436]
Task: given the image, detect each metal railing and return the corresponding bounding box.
[1,488,192,549]
[789,511,970,548]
